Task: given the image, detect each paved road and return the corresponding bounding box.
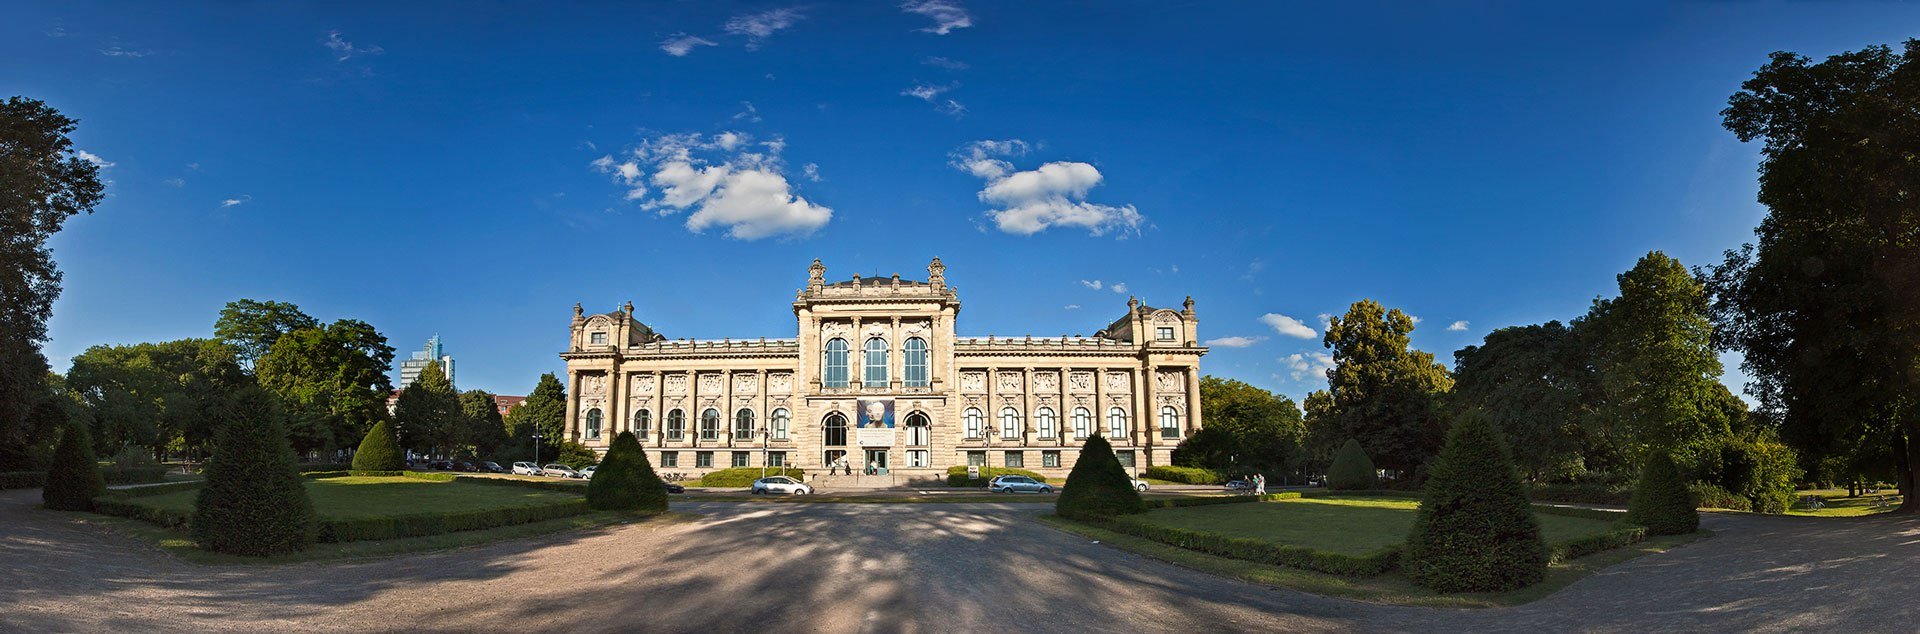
[0,488,1914,633]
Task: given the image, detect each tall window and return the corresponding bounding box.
[771,408,790,441]
[735,408,755,440]
[1111,407,1130,439]
[964,408,982,439]
[635,410,651,439]
[585,408,603,440]
[823,413,848,446]
[1004,451,1024,468]
[863,337,889,385]
[907,449,928,468]
[731,452,751,467]
[823,338,850,387]
[905,413,930,447]
[660,451,678,468]
[666,409,685,441]
[767,451,786,467]
[1036,408,1057,439]
[903,337,929,387]
[700,408,720,441]
[1073,407,1092,439]
[1160,406,1180,439]
[1000,407,1020,440]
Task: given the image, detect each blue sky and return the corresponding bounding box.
[8,2,1917,403]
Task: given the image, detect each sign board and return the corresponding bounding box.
[967,465,980,479]
[856,428,893,447]
[857,398,895,428]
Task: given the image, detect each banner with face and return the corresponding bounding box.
[858,398,895,428]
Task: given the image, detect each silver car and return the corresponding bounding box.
[988,475,1054,494]
[752,476,813,495]
[541,463,580,478]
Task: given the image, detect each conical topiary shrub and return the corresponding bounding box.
[1404,412,1549,593]
[192,387,317,556]
[43,409,106,511]
[1327,438,1377,490]
[587,431,667,512]
[1055,435,1145,521]
[1625,451,1698,535]
[351,419,405,472]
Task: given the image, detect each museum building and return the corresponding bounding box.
[560,258,1207,482]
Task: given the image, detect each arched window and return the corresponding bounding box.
[1160,406,1180,439]
[771,408,790,441]
[700,408,720,441]
[823,413,848,446]
[903,337,929,387]
[823,338,850,387]
[905,413,930,447]
[1000,407,1020,440]
[666,409,685,441]
[964,407,983,439]
[1111,407,1130,439]
[864,337,889,385]
[635,409,652,439]
[1073,407,1092,439]
[1036,407,1057,439]
[735,408,755,440]
[585,408,603,440]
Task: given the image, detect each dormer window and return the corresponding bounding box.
[1156,327,1175,341]
[590,331,608,345]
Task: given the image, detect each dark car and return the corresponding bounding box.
[429,460,455,471]
[479,461,505,473]
[664,482,686,494]
[452,461,478,472]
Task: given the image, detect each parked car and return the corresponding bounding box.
[1224,478,1254,491]
[541,463,580,478]
[751,476,813,495]
[989,475,1054,494]
[452,461,478,472]
[663,482,686,494]
[512,462,543,476]
[479,461,505,473]
[1132,478,1150,492]
[427,460,454,471]
[576,466,596,480]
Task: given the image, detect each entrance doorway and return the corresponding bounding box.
[862,449,889,475]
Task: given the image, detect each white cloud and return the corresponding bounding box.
[1410,315,1424,325]
[1063,304,1081,310]
[1260,313,1318,339]
[724,8,804,48]
[163,178,185,188]
[1110,282,1128,294]
[1079,280,1102,290]
[802,163,821,182]
[74,150,113,168]
[1204,336,1266,348]
[901,0,972,34]
[901,83,965,117]
[99,47,151,58]
[592,131,830,240]
[732,101,762,122]
[323,30,382,61]
[1447,320,1469,332]
[659,33,717,57]
[950,140,1143,237]
[220,195,251,208]
[923,56,969,70]
[1282,352,1336,381]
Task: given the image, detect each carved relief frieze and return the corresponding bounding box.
[821,321,851,340]
[1033,371,1059,393]
[1105,371,1130,392]
[1156,370,1183,392]
[1068,371,1094,392]
[768,373,793,394]
[582,374,607,399]
[698,373,722,394]
[997,371,1022,392]
[733,373,758,394]
[664,374,688,395]
[1153,310,1181,325]
[902,320,930,337]
[631,374,655,394]
[961,371,985,392]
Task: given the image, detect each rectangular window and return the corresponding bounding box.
[1004,451,1024,468]
[767,451,786,467]
[696,451,713,468]
[660,452,679,468]
[967,451,986,467]
[907,450,928,468]
[1116,451,1136,468]
[731,452,751,468]
[1042,451,1061,468]
[1156,327,1174,341]
[590,331,608,345]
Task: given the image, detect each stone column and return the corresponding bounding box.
[850,317,863,388]
[1091,366,1103,445]
[1021,367,1035,447]
[890,316,902,389]
[564,371,580,443]
[1132,366,1150,450]
[722,369,734,447]
[609,368,625,446]
[686,370,699,448]
[1186,365,1203,436]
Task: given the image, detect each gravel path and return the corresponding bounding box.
[1,488,1913,633]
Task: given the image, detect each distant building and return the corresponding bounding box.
[494,395,526,418]
[397,335,455,389]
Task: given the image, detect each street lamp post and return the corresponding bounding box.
[983,424,997,484]
[532,433,545,470]
[759,426,770,480]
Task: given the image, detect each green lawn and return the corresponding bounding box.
[1136,497,1618,555]
[124,476,579,519]
[1780,488,1903,517]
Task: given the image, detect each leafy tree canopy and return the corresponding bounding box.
[1318,299,1453,475]
[1174,376,1305,478]
[214,299,317,367]
[1450,321,1597,479]
[1584,251,1730,465]
[459,390,508,458]
[393,361,462,455]
[64,339,246,456]
[255,318,394,455]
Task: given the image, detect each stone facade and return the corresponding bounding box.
[559,258,1206,481]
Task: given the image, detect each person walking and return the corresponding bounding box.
[1254,473,1266,496]
[866,459,878,476]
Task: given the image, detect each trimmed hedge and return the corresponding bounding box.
[95,495,192,528]
[587,431,667,512]
[0,471,44,489]
[1103,514,1403,576]
[1531,505,1629,523]
[700,467,807,487]
[1626,452,1698,535]
[317,499,589,542]
[347,470,410,477]
[1527,482,1633,506]
[1549,525,1647,564]
[351,420,405,472]
[1055,435,1145,520]
[1688,483,1752,512]
[945,465,1048,487]
[297,462,350,473]
[1327,439,1377,490]
[113,480,208,498]
[448,474,586,493]
[1144,465,1222,485]
[1403,413,1548,593]
[44,421,107,511]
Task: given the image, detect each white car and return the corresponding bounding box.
[751,476,813,495]
[988,475,1054,494]
[511,462,543,476]
[1132,478,1150,492]
[541,463,580,478]
[576,466,596,479]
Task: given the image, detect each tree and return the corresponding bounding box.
[255,319,395,456]
[42,412,105,511]
[1319,300,1454,476]
[351,419,405,471]
[191,386,317,556]
[214,299,317,368]
[393,362,462,456]
[65,339,247,458]
[1403,412,1549,592]
[0,97,104,471]
[1055,435,1145,520]
[1706,40,1920,513]
[1584,252,1731,467]
[1450,321,1597,479]
[1326,439,1377,490]
[587,431,667,512]
[519,373,568,442]
[1625,451,1698,535]
[1173,376,1305,479]
[459,390,509,458]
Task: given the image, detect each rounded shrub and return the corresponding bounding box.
[1626,451,1698,535]
[351,419,405,472]
[42,412,106,511]
[1327,438,1377,490]
[192,387,318,556]
[1403,412,1549,593]
[587,431,667,512]
[1055,435,1145,520]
